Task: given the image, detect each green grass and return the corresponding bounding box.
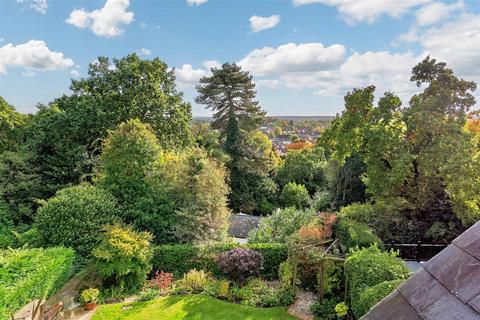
[92,295,297,320]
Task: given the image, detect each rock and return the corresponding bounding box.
[287,290,318,320]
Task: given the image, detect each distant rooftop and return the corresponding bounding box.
[361,220,480,320]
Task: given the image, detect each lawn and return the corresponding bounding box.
[92,295,297,320]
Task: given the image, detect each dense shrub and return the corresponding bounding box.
[0,247,75,319]
[229,278,294,307]
[334,217,384,251]
[0,202,15,248]
[92,225,153,292]
[344,245,409,318]
[311,296,341,320]
[152,243,287,280]
[248,207,317,243]
[354,279,404,318]
[147,271,173,292]
[218,248,264,283]
[309,191,333,212]
[279,182,310,209]
[35,184,119,257]
[176,269,211,294]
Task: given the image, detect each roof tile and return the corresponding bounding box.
[361,291,421,320]
[397,268,450,313]
[453,221,480,260]
[423,244,480,303]
[420,294,479,320]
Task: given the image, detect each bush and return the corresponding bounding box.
[279,182,310,209]
[176,269,211,294]
[0,247,75,319]
[35,184,119,257]
[311,296,341,320]
[248,207,317,243]
[344,245,409,318]
[309,191,333,212]
[152,243,287,280]
[229,278,293,307]
[218,248,264,283]
[0,202,15,248]
[354,279,404,318]
[92,225,153,292]
[147,271,173,292]
[80,288,99,304]
[334,217,384,251]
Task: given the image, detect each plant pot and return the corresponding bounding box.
[84,302,97,311]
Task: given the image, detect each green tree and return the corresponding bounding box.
[0,97,27,153]
[92,224,153,292]
[276,146,326,194]
[98,119,176,243]
[35,184,119,257]
[26,54,193,202]
[195,62,266,135]
[279,182,310,209]
[167,148,231,242]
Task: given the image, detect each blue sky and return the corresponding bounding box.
[0,0,479,116]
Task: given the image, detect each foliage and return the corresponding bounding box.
[195,62,265,134]
[278,261,297,291]
[334,217,383,251]
[279,182,310,209]
[0,96,27,153]
[335,302,349,317]
[230,278,294,307]
[0,150,41,226]
[151,243,287,280]
[0,247,75,319]
[310,296,341,320]
[248,207,317,243]
[35,184,119,257]
[147,271,173,292]
[217,248,264,283]
[138,288,160,302]
[344,245,409,318]
[276,147,327,194]
[92,225,153,292]
[324,155,367,209]
[98,119,176,244]
[309,191,333,212]
[354,279,404,318]
[166,147,231,243]
[91,294,296,320]
[0,202,15,248]
[176,269,211,294]
[81,288,100,304]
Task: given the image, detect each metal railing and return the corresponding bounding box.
[384,241,447,262]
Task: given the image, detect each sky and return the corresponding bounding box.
[0,0,479,116]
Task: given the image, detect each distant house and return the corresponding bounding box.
[228,213,261,244]
[286,140,314,151]
[361,220,480,320]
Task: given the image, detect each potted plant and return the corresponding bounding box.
[80,288,99,310]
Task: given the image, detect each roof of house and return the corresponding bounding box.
[228,213,261,239]
[361,220,480,320]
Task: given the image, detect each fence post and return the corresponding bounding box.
[416,241,421,262]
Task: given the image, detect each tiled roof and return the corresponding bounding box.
[361,221,480,320]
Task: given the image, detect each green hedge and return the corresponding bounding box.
[344,245,409,318]
[334,218,384,251]
[152,243,287,280]
[354,279,404,317]
[0,247,75,320]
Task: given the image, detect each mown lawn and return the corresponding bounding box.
[92,294,297,320]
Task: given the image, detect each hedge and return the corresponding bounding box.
[152,243,287,280]
[344,245,409,318]
[334,218,384,251]
[354,279,404,317]
[0,247,75,320]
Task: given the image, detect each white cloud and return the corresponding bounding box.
[202,60,222,70]
[22,70,36,77]
[175,64,208,88]
[16,0,48,14]
[249,15,281,33]
[70,69,81,78]
[238,42,346,76]
[0,40,74,75]
[416,1,464,26]
[139,48,152,55]
[66,0,134,38]
[418,13,480,76]
[292,0,431,24]
[187,0,207,6]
